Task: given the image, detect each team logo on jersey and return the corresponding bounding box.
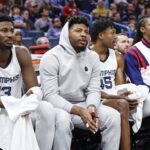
[0,74,19,83]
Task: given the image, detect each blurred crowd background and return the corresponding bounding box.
[1,0,150,49]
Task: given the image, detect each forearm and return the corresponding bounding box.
[101,91,123,99]
[45,93,73,113]
[70,105,84,116]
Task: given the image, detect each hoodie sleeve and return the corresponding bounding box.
[86,53,101,109]
[39,52,73,113]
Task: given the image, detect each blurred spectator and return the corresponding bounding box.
[24,1,39,23]
[138,0,145,16]
[36,37,51,47]
[21,9,35,31]
[92,0,109,17]
[145,6,150,15]
[92,9,101,21]
[47,17,62,39]
[128,23,136,36]
[62,0,79,21]
[11,4,26,37]
[34,7,52,32]
[3,0,15,15]
[128,16,136,37]
[75,0,96,13]
[108,3,118,18]
[13,29,23,46]
[24,0,50,11]
[128,37,133,47]
[0,0,4,4]
[122,3,138,21]
[49,0,66,18]
[115,33,130,54]
[0,3,6,15]
[113,0,128,5]
[112,12,121,22]
[50,0,67,6]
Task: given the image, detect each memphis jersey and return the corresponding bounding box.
[100,49,117,94]
[125,38,150,90]
[0,45,22,98]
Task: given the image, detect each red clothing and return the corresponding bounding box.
[62,4,79,18]
[0,0,4,4]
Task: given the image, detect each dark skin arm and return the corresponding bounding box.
[0,46,38,108]
[115,52,125,85]
[16,46,38,90]
[102,91,124,99]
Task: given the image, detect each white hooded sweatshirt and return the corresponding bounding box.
[40,22,101,112]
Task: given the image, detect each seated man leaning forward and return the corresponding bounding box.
[40,15,121,150]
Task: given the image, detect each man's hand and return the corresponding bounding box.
[127,100,138,110]
[21,90,33,117]
[121,92,138,110]
[87,105,99,133]
[25,90,33,96]
[71,105,99,134]
[79,107,99,134]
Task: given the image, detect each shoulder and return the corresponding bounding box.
[35,18,41,23]
[43,45,60,56]
[40,46,61,70]
[15,46,30,58]
[86,49,99,60]
[114,50,124,64]
[15,46,32,65]
[41,45,60,63]
[108,48,119,58]
[48,18,52,22]
[86,49,100,67]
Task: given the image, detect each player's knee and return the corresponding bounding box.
[55,109,72,133]
[37,101,55,125]
[108,109,121,129]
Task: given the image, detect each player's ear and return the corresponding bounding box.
[140,26,145,34]
[98,32,103,40]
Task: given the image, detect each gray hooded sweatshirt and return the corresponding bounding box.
[40,22,101,113]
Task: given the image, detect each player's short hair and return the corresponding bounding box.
[68,16,89,29]
[117,33,128,36]
[133,15,150,44]
[91,17,115,42]
[0,14,13,25]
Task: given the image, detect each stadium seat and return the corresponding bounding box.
[27,30,45,40]
[29,45,49,72]
[71,128,101,150]
[22,37,36,48]
[29,45,49,54]
[48,38,59,48]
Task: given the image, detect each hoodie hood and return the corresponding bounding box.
[59,21,87,55]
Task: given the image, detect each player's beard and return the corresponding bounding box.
[73,45,87,53]
[5,44,13,49]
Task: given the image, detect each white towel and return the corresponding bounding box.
[10,116,40,150]
[1,94,39,122]
[116,84,149,133]
[0,87,41,150]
